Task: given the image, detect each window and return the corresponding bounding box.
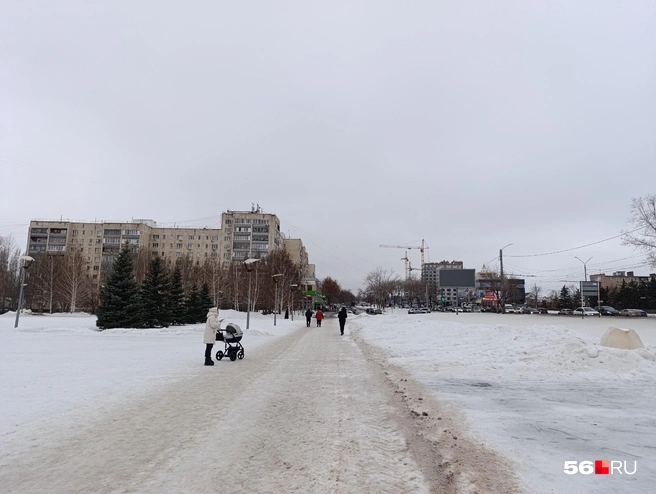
[234,235,250,241]
[252,243,268,250]
[92,274,98,279]
[211,236,218,241]
[123,230,139,236]
[72,239,78,244]
[104,238,121,244]
[88,239,93,245]
[93,265,99,271]
[153,234,159,239]
[152,243,159,248]
[198,236,201,240]
[95,248,101,253]
[205,236,209,240]
[177,243,183,249]
[225,228,231,234]
[224,236,230,241]
[187,243,194,249]
[176,252,182,258]
[225,220,232,225]
[211,244,218,250]
[162,252,165,257]
[224,253,230,258]
[72,230,78,236]
[235,227,250,233]
[189,235,194,240]
[103,230,117,236]
[96,239,102,244]
[94,257,101,262]
[163,235,166,239]
[177,235,183,241]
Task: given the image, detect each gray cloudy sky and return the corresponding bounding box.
[2,1,655,293]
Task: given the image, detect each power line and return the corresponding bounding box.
[505,228,643,258]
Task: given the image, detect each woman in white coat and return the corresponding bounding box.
[203,307,224,366]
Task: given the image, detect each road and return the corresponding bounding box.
[1,317,520,493]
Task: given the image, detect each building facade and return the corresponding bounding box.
[589,271,656,290]
[27,207,316,295]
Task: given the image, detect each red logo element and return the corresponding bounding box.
[595,460,609,475]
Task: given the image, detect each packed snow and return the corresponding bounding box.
[1,309,654,493]
[355,310,656,494]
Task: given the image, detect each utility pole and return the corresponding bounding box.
[499,244,512,313]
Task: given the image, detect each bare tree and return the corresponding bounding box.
[624,194,656,268]
[363,267,400,308]
[0,235,22,311]
[59,249,92,312]
[29,254,64,313]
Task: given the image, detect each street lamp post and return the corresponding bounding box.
[244,258,261,329]
[272,273,283,326]
[14,255,35,328]
[290,284,298,321]
[499,243,513,313]
[575,256,593,318]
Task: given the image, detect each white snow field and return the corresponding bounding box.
[355,311,656,494]
[1,310,654,493]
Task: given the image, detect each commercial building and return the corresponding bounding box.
[589,271,656,290]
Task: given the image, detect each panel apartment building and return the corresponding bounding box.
[27,207,313,292]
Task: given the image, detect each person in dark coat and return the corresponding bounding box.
[284,309,289,319]
[338,306,348,335]
[305,308,313,327]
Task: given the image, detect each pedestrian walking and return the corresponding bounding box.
[316,309,324,327]
[338,306,348,335]
[203,307,224,366]
[305,308,313,327]
[284,309,289,319]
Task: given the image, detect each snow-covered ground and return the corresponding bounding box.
[0,310,300,454]
[355,310,656,494]
[1,309,654,493]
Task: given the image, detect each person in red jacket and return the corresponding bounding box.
[315,309,324,327]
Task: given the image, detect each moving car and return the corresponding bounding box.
[620,308,648,317]
[521,307,540,314]
[504,305,516,313]
[573,307,600,316]
[558,308,573,315]
[599,306,620,316]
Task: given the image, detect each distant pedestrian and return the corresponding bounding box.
[284,309,289,319]
[316,309,324,327]
[338,306,348,335]
[203,307,224,366]
[305,308,313,327]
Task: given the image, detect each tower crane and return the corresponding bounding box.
[380,240,430,274]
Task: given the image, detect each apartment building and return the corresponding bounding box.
[589,271,656,290]
[27,208,315,293]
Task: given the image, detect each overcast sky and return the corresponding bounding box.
[2,1,655,294]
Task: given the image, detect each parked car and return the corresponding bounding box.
[620,308,647,317]
[522,307,540,314]
[538,308,549,314]
[408,307,429,314]
[504,305,516,313]
[598,306,620,316]
[573,307,600,316]
[558,308,573,315]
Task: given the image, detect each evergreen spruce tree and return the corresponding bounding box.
[140,256,171,328]
[96,245,141,329]
[199,282,214,317]
[571,288,581,309]
[557,286,571,309]
[184,284,200,323]
[168,265,185,325]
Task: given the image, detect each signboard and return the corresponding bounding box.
[484,291,496,300]
[439,269,476,288]
[580,281,599,296]
[306,290,317,296]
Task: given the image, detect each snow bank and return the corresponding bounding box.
[600,327,645,350]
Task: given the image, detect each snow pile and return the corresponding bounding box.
[355,314,656,382]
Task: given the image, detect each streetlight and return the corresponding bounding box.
[290,284,298,321]
[499,243,513,312]
[272,273,283,326]
[575,256,593,315]
[14,255,35,328]
[244,258,261,329]
[574,256,593,282]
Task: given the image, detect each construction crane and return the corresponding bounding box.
[380,240,430,276]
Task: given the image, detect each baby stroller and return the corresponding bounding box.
[215,323,244,362]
